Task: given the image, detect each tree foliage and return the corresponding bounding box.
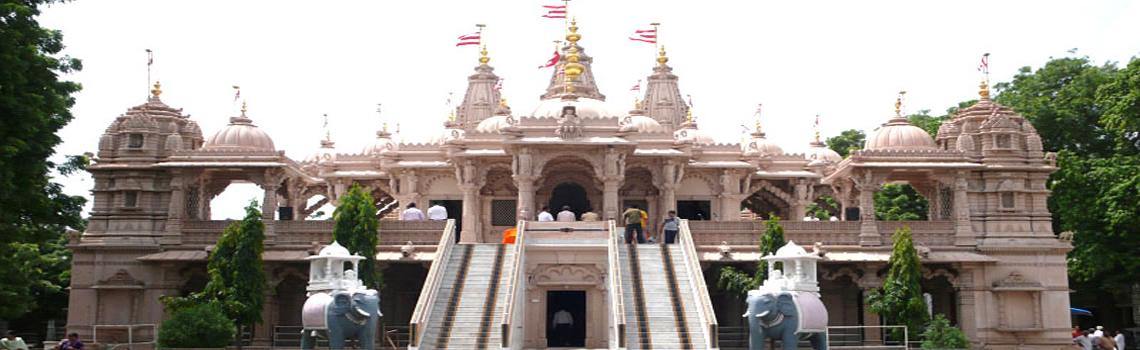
[163,201,267,338]
[920,314,970,349]
[157,303,237,349]
[867,227,928,340]
[0,0,87,320]
[906,109,949,137]
[1051,153,1140,287]
[333,183,382,290]
[874,184,929,221]
[716,215,786,299]
[825,129,865,158]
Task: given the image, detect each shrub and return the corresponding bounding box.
[158,303,236,349]
[921,314,970,349]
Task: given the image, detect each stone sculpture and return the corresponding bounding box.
[300,242,382,350]
[744,241,829,350]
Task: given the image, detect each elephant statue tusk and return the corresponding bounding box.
[354,307,371,318]
[756,310,770,318]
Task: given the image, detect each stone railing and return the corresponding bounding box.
[178,219,446,246]
[688,220,955,246]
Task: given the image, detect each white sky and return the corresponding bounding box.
[39,0,1140,219]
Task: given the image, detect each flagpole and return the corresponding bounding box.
[145,49,153,97]
[650,22,660,63]
[983,52,990,87]
[563,0,571,31]
[476,24,486,60]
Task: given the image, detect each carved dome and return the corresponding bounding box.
[743,129,784,156]
[774,241,809,257]
[303,140,336,164]
[673,126,715,145]
[203,113,275,151]
[805,140,841,164]
[361,130,397,156]
[531,97,622,119]
[864,116,936,151]
[621,115,664,133]
[475,115,517,134]
[317,241,352,257]
[429,128,465,144]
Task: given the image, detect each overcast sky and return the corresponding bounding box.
[39,0,1140,219]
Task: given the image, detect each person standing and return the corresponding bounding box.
[1,331,28,350]
[622,205,646,244]
[1114,330,1126,350]
[537,206,555,222]
[399,202,425,221]
[660,210,680,244]
[427,202,448,220]
[1075,331,1093,350]
[551,308,574,346]
[54,333,83,350]
[581,208,599,221]
[556,205,576,221]
[638,207,650,241]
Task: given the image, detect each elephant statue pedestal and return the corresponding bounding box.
[745,290,829,350]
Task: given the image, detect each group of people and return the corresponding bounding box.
[533,204,682,244]
[1073,326,1127,350]
[398,202,449,221]
[536,205,599,222]
[2,331,84,350]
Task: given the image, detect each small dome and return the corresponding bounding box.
[318,241,351,257]
[429,128,465,144]
[303,140,336,164]
[621,115,664,133]
[864,116,936,150]
[805,141,841,163]
[476,115,517,133]
[774,241,808,257]
[743,130,784,156]
[674,127,715,144]
[361,131,397,156]
[203,115,276,151]
[531,97,622,119]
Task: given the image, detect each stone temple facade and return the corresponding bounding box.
[69,22,1072,350]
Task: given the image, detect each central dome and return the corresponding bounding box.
[203,115,275,151]
[864,116,936,151]
[531,98,622,119]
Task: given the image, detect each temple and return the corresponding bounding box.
[69,20,1071,350]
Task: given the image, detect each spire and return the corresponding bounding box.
[889,91,908,123]
[641,45,688,129]
[455,44,501,128]
[230,101,254,124]
[540,18,605,101]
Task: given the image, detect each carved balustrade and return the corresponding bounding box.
[687,220,956,247]
[177,219,446,246]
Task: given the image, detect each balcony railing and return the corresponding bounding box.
[179,219,446,246]
[688,220,956,246]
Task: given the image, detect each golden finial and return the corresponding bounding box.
[500,97,508,107]
[448,110,455,121]
[241,101,247,116]
[566,18,581,43]
[634,97,641,110]
[895,91,906,116]
[755,119,762,132]
[151,80,162,97]
[687,108,694,122]
[479,45,490,65]
[326,131,331,141]
[657,46,669,66]
[979,80,990,99]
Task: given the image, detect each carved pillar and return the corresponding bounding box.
[954,266,979,344]
[856,182,881,246]
[515,176,536,221]
[603,178,620,220]
[953,173,976,246]
[460,184,480,242]
[661,183,678,214]
[197,175,211,220]
[857,266,884,346]
[791,178,814,220]
[164,174,185,244]
[262,183,279,242]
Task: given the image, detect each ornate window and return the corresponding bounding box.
[1001,192,1015,209]
[124,191,138,207]
[939,188,953,220]
[996,134,1012,149]
[491,199,517,226]
[128,134,144,148]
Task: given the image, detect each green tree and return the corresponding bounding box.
[163,201,267,345]
[333,184,381,290]
[157,303,237,349]
[994,56,1122,157]
[920,314,970,349]
[716,215,786,298]
[825,129,865,158]
[806,195,839,220]
[874,184,929,221]
[906,109,948,137]
[0,0,87,320]
[867,226,928,340]
[1098,57,1140,155]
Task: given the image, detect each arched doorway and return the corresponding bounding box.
[548,182,590,220]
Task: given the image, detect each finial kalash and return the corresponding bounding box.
[479,45,490,65]
[657,45,669,66]
[562,18,586,94]
[151,81,162,97]
[743,241,830,350]
[299,241,382,350]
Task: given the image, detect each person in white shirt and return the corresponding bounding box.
[427,203,448,220]
[537,206,554,222]
[829,216,840,221]
[399,203,425,221]
[556,206,576,221]
[1095,326,1106,339]
[551,309,574,346]
[1114,330,1125,350]
[1074,331,1093,350]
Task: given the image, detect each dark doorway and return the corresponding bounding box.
[548,183,590,220]
[546,290,586,348]
[275,274,307,326]
[429,200,462,242]
[678,200,711,220]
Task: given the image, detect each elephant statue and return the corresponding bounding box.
[300,290,381,350]
[744,290,829,350]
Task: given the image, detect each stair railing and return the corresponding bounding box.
[607,219,628,349]
[407,219,457,350]
[679,219,720,349]
[500,220,528,349]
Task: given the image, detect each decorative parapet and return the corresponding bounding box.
[850,148,966,158]
[178,219,447,246]
[687,220,957,247]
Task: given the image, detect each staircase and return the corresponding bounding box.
[619,244,711,349]
[417,244,516,349]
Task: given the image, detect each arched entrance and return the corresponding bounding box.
[548,182,590,219]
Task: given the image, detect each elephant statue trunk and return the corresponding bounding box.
[301,290,381,350]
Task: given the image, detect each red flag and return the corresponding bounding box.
[629,29,657,43]
[629,37,656,43]
[978,53,989,72]
[538,49,561,69]
[630,80,641,91]
[543,5,566,8]
[456,32,480,46]
[542,5,567,18]
[494,79,503,91]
